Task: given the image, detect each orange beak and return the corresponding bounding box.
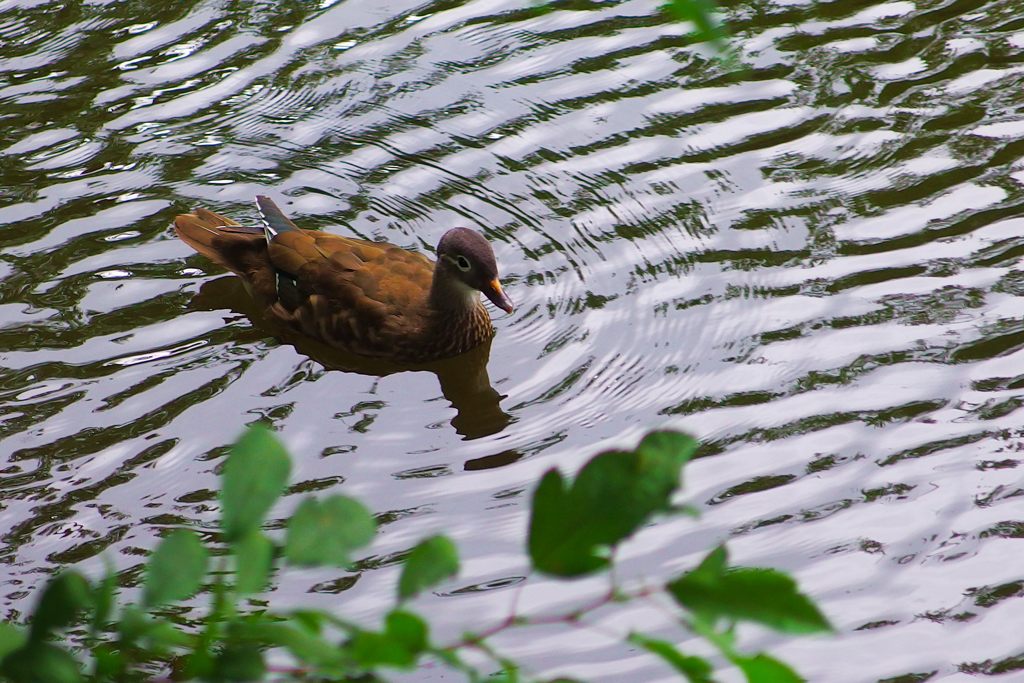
[483,278,514,314]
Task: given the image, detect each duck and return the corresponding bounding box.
[173,195,513,364]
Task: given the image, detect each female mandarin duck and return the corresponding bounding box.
[173,196,513,364]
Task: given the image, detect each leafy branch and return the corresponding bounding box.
[0,426,830,682]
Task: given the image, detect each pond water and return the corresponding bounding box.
[3,0,1024,680]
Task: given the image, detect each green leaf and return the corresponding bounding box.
[661,0,729,48]
[291,610,324,635]
[235,531,274,594]
[691,545,728,579]
[630,634,716,683]
[90,566,116,633]
[529,469,605,577]
[674,503,702,518]
[30,571,92,641]
[487,665,519,683]
[635,430,699,473]
[1,642,82,683]
[284,495,375,567]
[176,649,215,680]
[349,610,428,669]
[231,622,345,669]
[221,426,291,542]
[736,654,804,683]
[398,535,459,601]
[528,429,697,577]
[215,643,266,681]
[144,528,209,608]
[91,644,124,678]
[0,622,26,661]
[667,547,831,634]
[287,609,361,636]
[384,611,427,653]
[112,607,192,655]
[116,606,148,642]
[145,619,193,649]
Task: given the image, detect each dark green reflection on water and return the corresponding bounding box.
[4,0,1024,680]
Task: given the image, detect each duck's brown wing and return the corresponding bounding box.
[266,230,436,355]
[175,207,437,358]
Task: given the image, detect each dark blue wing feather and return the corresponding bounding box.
[256,195,301,239]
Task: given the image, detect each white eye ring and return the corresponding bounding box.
[455,255,471,272]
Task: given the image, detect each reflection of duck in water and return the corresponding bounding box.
[174,195,514,439]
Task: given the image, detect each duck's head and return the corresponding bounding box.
[436,228,514,314]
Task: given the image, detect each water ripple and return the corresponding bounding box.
[3,0,1024,680]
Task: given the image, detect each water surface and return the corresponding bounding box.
[3,0,1024,681]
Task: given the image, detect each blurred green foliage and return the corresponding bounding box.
[661,0,729,52]
[0,425,829,682]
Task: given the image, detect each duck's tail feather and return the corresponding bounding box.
[173,208,265,273]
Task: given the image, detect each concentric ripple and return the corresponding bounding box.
[3,0,1024,681]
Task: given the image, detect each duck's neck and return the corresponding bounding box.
[429,264,483,317]
[423,264,494,358]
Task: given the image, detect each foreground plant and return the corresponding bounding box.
[0,426,829,682]
[661,0,730,53]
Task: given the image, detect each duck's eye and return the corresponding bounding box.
[456,255,471,271]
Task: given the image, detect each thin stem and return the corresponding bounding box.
[640,587,685,625]
[465,638,520,680]
[427,645,483,683]
[687,614,740,665]
[508,572,529,619]
[564,613,622,642]
[609,547,621,595]
[443,581,662,653]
